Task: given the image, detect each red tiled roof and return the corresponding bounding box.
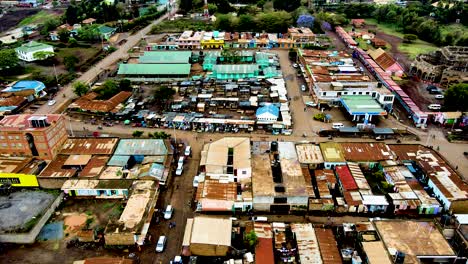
[335,165,358,191]
[256,238,274,264]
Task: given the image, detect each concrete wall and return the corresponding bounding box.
[0,193,63,244]
[190,243,229,256]
[104,232,135,246]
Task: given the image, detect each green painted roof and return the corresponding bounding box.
[213,64,259,74]
[117,63,191,75]
[340,95,385,115]
[139,51,192,64]
[15,41,53,53]
[98,25,116,34]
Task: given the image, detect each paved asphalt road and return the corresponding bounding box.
[34,7,177,115]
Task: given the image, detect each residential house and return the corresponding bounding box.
[15,41,54,62]
[61,179,132,198]
[98,25,117,41]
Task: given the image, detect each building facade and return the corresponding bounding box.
[0,114,68,159]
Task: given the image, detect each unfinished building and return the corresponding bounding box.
[410,46,468,88]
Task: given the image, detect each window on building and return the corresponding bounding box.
[323,92,327,96]
[15,136,19,140]
[8,136,13,140]
[353,92,356,95]
[337,92,342,96]
[274,197,287,204]
[384,96,393,102]
[358,92,362,95]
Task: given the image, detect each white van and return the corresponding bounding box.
[184,146,191,156]
[155,236,167,252]
[332,123,344,129]
[428,104,441,110]
[176,163,183,176]
[178,156,185,165]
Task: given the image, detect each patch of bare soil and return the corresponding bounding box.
[364,24,412,70]
[0,9,39,33]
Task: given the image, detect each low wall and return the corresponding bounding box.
[0,193,63,244]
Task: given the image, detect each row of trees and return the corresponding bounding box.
[341,3,468,46]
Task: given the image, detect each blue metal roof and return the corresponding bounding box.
[256,104,279,117]
[3,80,45,93]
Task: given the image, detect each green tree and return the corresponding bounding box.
[238,14,256,31]
[64,4,80,25]
[403,34,418,43]
[258,11,292,33]
[96,80,119,99]
[208,3,217,14]
[132,130,144,138]
[119,79,132,91]
[40,18,60,35]
[78,25,100,42]
[154,86,175,103]
[68,37,78,47]
[215,14,233,31]
[58,29,70,43]
[73,81,89,96]
[444,83,468,111]
[153,131,171,139]
[52,0,59,8]
[273,0,300,12]
[33,51,55,61]
[179,0,193,14]
[216,0,233,13]
[0,49,19,72]
[244,230,258,249]
[63,55,79,71]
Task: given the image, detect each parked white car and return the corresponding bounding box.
[164,205,173,220]
[193,175,200,188]
[175,163,183,176]
[47,100,56,106]
[434,94,444,99]
[184,146,191,156]
[155,236,166,252]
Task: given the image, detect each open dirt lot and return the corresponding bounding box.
[0,9,39,33]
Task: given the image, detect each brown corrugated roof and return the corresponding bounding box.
[370,48,396,69]
[60,138,119,155]
[0,96,27,106]
[340,142,393,162]
[39,155,77,178]
[315,227,342,264]
[72,91,131,113]
[80,156,109,178]
[195,179,237,201]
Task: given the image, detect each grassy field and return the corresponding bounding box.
[399,41,438,59]
[364,18,438,58]
[19,10,60,26]
[365,19,405,38]
[56,46,100,62]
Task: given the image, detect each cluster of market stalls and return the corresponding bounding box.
[127,111,292,134]
[126,77,293,134]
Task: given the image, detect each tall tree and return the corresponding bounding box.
[73,81,89,96]
[444,83,468,112]
[63,55,79,71]
[0,49,19,72]
[179,0,193,14]
[238,14,256,31]
[273,0,301,12]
